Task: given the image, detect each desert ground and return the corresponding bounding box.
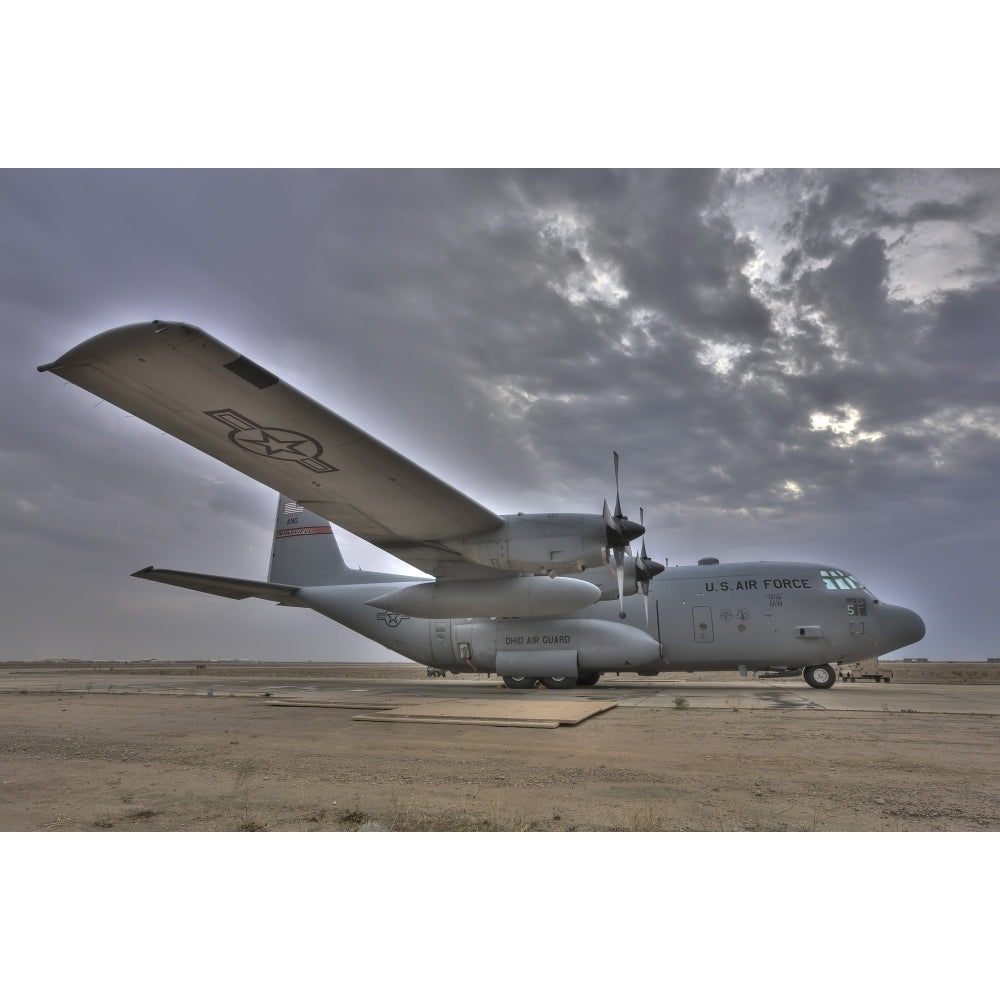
[2,660,998,832]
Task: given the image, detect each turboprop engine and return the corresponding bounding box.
[451,618,663,679]
[450,511,643,576]
[448,453,646,582]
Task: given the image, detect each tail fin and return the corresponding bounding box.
[268,496,353,586]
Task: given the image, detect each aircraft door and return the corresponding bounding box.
[693,606,714,643]
[429,619,453,665]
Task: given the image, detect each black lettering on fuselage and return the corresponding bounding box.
[707,579,760,593]
[505,634,571,645]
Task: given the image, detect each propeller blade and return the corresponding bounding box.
[638,514,649,627]
[613,450,623,520]
[633,508,664,580]
[603,497,617,534]
[615,549,626,618]
[603,453,644,550]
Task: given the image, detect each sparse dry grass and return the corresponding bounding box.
[618,803,665,831]
[233,757,267,831]
[339,794,536,832]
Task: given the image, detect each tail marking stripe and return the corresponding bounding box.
[275,526,334,539]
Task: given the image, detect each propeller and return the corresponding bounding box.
[634,507,666,625]
[603,451,645,618]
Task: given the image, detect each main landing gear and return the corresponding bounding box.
[803,664,837,690]
[502,675,538,690]
[501,673,602,690]
[540,676,575,689]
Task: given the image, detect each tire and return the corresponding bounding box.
[803,664,836,689]
[541,676,575,690]
[576,671,601,687]
[502,675,537,690]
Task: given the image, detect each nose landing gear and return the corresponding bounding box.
[803,664,836,689]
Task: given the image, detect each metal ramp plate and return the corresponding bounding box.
[352,698,618,729]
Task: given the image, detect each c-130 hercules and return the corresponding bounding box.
[40,322,925,689]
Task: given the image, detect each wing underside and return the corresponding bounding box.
[41,321,505,577]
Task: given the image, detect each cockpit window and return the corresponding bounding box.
[820,568,864,591]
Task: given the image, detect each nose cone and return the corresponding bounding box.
[877,603,926,654]
[607,517,644,547]
[638,558,665,581]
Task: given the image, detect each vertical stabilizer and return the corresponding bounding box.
[269,496,351,586]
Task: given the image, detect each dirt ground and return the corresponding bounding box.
[2,662,999,832]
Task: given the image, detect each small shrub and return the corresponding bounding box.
[340,809,369,825]
[233,758,265,831]
[623,804,663,831]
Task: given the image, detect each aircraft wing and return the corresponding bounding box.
[41,322,505,578]
[132,567,310,606]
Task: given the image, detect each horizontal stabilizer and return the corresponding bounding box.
[132,567,308,606]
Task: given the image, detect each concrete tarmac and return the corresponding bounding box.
[5,664,1000,833]
[4,666,999,716]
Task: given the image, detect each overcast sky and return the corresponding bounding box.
[3,168,998,662]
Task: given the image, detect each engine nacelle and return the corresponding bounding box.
[452,617,663,676]
[448,513,613,575]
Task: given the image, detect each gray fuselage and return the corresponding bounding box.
[298,559,925,679]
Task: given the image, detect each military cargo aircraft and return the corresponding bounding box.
[40,321,925,689]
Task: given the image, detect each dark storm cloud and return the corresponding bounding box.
[3,169,999,660]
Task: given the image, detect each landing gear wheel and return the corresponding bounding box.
[502,675,538,690]
[803,664,836,689]
[576,671,601,687]
[541,676,575,690]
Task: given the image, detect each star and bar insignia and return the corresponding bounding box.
[204,409,337,473]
